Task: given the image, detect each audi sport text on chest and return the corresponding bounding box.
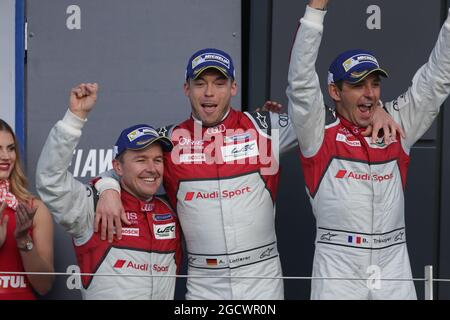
[185,186,251,201]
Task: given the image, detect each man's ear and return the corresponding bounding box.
[328,84,341,102]
[183,81,190,97]
[230,80,238,97]
[112,159,123,177]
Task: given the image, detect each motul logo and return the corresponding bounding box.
[184,187,251,201]
[0,276,27,288]
[335,170,393,183]
[113,259,149,271]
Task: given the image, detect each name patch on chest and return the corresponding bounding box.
[221,140,259,162]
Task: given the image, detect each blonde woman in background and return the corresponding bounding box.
[0,119,54,299]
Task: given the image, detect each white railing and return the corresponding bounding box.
[0,265,445,300]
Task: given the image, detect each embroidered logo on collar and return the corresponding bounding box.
[141,203,154,212]
[158,127,168,137]
[206,124,226,135]
[256,112,268,129]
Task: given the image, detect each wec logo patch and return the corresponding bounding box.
[154,223,176,240]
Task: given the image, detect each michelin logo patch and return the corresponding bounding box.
[342,54,379,72]
[192,53,230,69]
[224,133,251,144]
[127,127,159,142]
[153,213,172,221]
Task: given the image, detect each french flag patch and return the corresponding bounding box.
[348,235,362,244]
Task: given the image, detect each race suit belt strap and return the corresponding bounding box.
[187,242,278,270]
[316,227,406,250]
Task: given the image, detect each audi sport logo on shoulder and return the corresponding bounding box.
[184,187,251,201]
[335,170,394,182]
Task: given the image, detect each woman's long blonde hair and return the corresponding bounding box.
[0,119,33,202]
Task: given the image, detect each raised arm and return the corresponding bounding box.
[36,83,99,243]
[286,1,328,158]
[385,9,450,151]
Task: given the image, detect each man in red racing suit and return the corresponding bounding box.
[36,83,182,299]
